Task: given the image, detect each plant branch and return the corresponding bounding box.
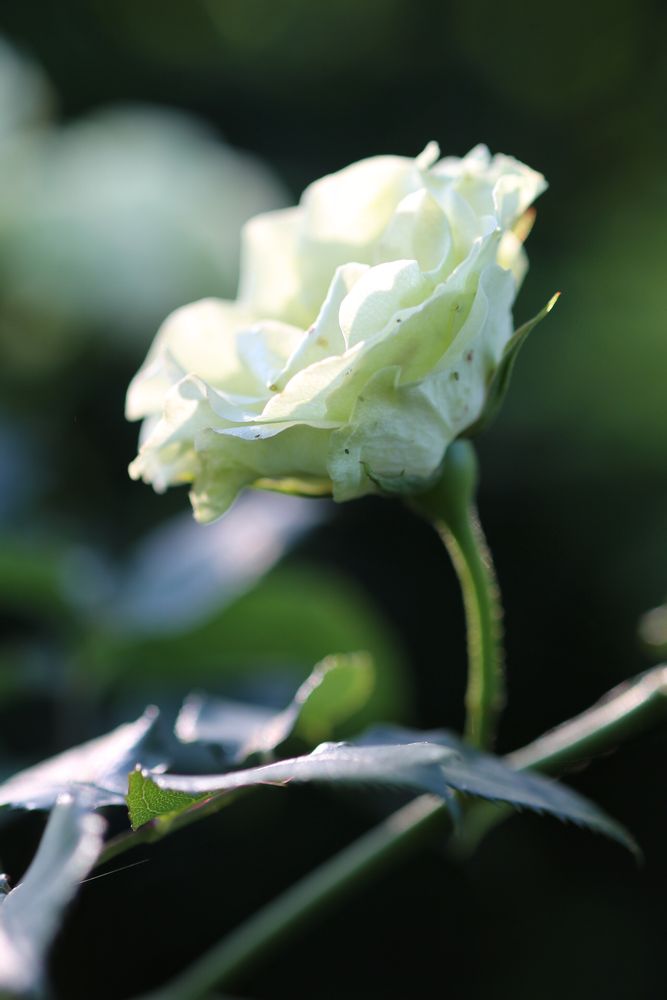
[129,664,667,999]
[451,663,667,855]
[505,664,667,772]
[131,795,449,1000]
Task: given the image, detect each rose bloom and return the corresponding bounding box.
[127,143,546,521]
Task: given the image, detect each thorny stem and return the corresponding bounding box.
[413,440,504,749]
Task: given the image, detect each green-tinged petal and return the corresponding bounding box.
[327,261,514,501]
[190,424,332,523]
[328,366,451,501]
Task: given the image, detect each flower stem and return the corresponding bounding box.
[413,441,504,748]
[131,664,667,1000]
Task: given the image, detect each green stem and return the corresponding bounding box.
[413,441,504,748]
[451,663,667,856]
[506,663,667,772]
[439,506,502,748]
[132,795,449,1000]
[131,664,667,1000]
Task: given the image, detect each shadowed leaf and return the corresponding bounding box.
[359,726,637,855]
[0,796,105,997]
[176,652,375,762]
[128,742,459,830]
[0,708,167,811]
[139,731,636,854]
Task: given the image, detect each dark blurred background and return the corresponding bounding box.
[0,1,666,997]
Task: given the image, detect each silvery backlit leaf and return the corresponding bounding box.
[0,796,105,997]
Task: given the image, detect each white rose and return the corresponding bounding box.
[127,142,546,522]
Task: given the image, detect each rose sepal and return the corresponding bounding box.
[462,291,560,439]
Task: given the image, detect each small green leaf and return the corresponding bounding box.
[127,768,207,832]
[0,795,105,997]
[0,707,167,812]
[464,292,560,438]
[176,652,375,761]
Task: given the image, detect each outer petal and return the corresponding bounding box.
[126,298,260,420]
[327,365,452,501]
[327,260,514,501]
[129,372,333,522]
[129,375,223,493]
[191,424,331,522]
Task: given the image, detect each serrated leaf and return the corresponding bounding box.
[464,292,560,438]
[0,708,167,811]
[129,742,461,830]
[127,768,208,832]
[176,652,375,762]
[0,795,105,997]
[359,726,637,854]
[131,727,636,854]
[146,729,637,853]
